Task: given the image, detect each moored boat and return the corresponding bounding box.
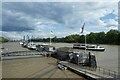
[73,44,86,49]
[86,45,105,51]
[27,42,36,50]
[73,44,105,51]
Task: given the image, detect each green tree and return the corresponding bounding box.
[64,34,80,43]
[96,32,106,44]
[106,30,119,44]
[87,32,97,44]
[0,37,9,42]
[118,32,120,44]
[30,29,120,45]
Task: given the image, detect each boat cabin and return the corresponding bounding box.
[36,45,55,52]
[69,52,97,68]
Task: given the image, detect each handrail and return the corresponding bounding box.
[83,66,118,78]
[2,51,37,54]
[2,51,42,57]
[96,66,118,78]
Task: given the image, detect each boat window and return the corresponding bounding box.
[81,44,85,46]
[88,46,95,48]
[74,44,80,46]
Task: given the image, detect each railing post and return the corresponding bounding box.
[103,68,105,74]
[95,66,118,79]
[98,67,100,72]
[114,72,116,78]
[85,66,86,74]
[109,70,110,76]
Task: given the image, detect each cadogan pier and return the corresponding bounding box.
[1,42,119,80]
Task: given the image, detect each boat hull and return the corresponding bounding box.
[86,48,105,51]
[73,47,105,51]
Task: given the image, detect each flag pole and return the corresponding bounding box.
[85,33,86,53]
[80,23,86,53]
[50,26,51,46]
[50,35,51,45]
[84,23,86,53]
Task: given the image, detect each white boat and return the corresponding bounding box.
[73,44,105,51]
[73,44,86,49]
[27,43,36,50]
[20,41,24,45]
[42,43,49,46]
[86,45,105,51]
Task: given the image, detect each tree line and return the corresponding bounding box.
[31,29,120,45]
[0,37,9,42]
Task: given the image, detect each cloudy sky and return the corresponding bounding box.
[1,1,118,40]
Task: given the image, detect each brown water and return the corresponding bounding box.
[51,43,119,73]
[2,57,85,78]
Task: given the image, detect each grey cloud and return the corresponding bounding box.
[2,10,34,31]
[4,2,103,31]
[2,2,112,32]
[2,2,75,32]
[2,2,118,39]
[3,2,73,23]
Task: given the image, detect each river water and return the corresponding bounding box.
[1,42,119,73]
[51,43,119,73]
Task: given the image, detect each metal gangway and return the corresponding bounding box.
[59,61,119,80]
